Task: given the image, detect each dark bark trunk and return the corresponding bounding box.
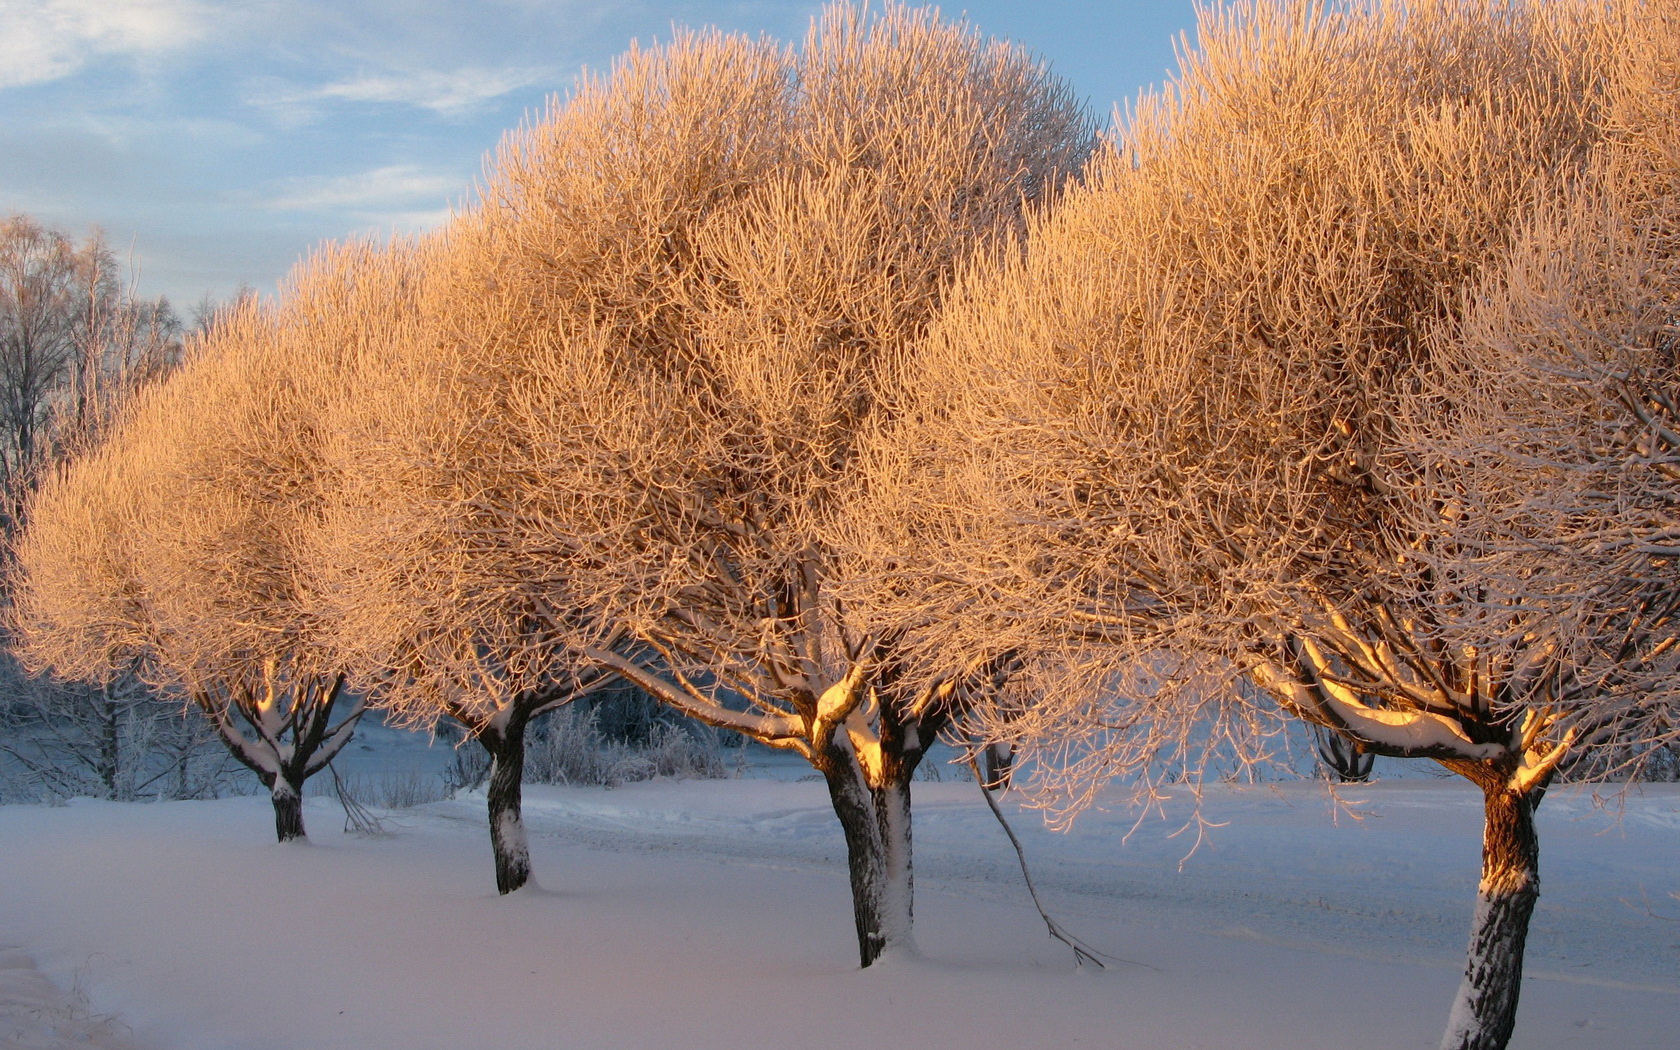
[1440,780,1541,1050]
[872,768,914,943]
[96,698,120,799]
[824,763,889,967]
[482,716,532,895]
[820,747,919,968]
[203,674,357,843]
[982,742,1016,790]
[271,774,306,843]
[1314,725,1374,783]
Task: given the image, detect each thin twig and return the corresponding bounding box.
[1618,885,1680,923]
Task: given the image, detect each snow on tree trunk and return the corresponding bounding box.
[270,774,306,843]
[873,768,915,953]
[482,717,532,895]
[821,748,918,968]
[1439,780,1541,1050]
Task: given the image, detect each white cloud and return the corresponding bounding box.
[258,65,548,120]
[317,67,547,116]
[0,0,210,88]
[262,164,465,216]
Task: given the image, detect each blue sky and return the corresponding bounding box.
[3,1,1200,310]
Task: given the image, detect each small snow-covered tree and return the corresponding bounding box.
[9,242,410,840]
[879,2,1652,1046]
[309,230,620,891]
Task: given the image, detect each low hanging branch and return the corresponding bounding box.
[963,752,1117,970]
[328,760,389,838]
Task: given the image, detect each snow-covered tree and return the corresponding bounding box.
[0,658,234,803]
[8,242,410,840]
[874,1,1653,1046]
[0,214,185,803]
[309,232,621,889]
[313,3,1090,961]
[1409,5,1680,783]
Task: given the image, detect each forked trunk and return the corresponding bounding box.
[482,717,532,895]
[270,775,306,843]
[1440,780,1541,1050]
[822,753,917,967]
[199,673,358,844]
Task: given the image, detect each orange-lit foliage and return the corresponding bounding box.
[312,2,1092,961]
[894,0,1629,803]
[870,2,1662,1046]
[1413,2,1680,774]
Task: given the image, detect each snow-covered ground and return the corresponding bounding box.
[1,769,1675,1050]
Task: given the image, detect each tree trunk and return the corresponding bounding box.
[1314,725,1374,783]
[96,688,121,800]
[1439,780,1541,1050]
[982,741,1015,790]
[482,717,532,895]
[873,770,914,950]
[270,774,306,843]
[822,757,916,968]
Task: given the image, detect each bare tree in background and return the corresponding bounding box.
[873,2,1661,1047]
[0,214,179,522]
[8,243,406,840]
[0,660,234,803]
[312,3,1090,961]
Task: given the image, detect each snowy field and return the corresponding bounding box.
[1,766,1675,1050]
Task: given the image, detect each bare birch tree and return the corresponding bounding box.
[0,213,180,527]
[870,1,1651,1046]
[311,3,1090,960]
[8,241,411,840]
[0,215,110,501]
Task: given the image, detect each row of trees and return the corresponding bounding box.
[0,214,181,520]
[10,3,1095,934]
[9,3,1679,1049]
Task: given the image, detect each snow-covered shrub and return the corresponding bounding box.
[441,746,489,795]
[333,769,448,809]
[639,722,732,781]
[523,706,729,788]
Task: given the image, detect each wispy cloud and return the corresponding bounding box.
[0,0,210,88]
[256,65,549,121]
[315,67,548,116]
[261,164,465,220]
